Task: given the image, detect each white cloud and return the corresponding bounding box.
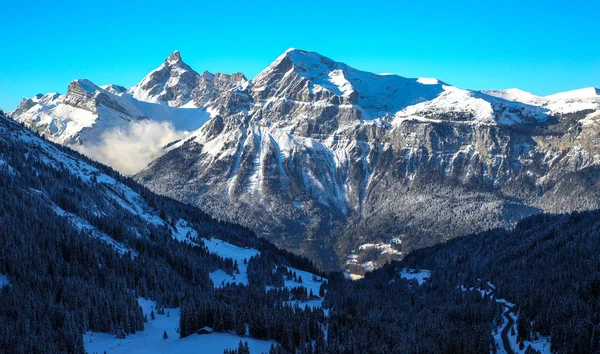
[79,120,189,175]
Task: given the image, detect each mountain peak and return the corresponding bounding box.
[129,51,199,106]
[166,50,182,64]
[68,79,101,97]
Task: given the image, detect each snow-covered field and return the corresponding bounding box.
[84,298,275,354]
[202,237,260,288]
[273,266,328,311]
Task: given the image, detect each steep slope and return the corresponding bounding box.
[0,111,326,353]
[1,111,551,354]
[136,49,600,272]
[128,50,200,107]
[324,207,600,353]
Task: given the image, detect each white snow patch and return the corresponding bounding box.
[398,268,431,285]
[0,274,9,288]
[202,238,260,288]
[171,219,198,243]
[417,78,441,85]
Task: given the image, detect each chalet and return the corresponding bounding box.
[198,326,214,335]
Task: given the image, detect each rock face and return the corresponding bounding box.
[135,49,600,272]
[128,50,201,107]
[11,48,600,272]
[191,71,248,107]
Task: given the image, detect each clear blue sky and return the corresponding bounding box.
[1,0,599,110]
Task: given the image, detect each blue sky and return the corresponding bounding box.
[1,0,599,110]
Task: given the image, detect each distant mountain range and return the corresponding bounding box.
[10,49,600,272]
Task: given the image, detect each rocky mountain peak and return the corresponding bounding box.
[129,51,200,107]
[67,79,101,98]
[166,50,182,64]
[191,71,249,107]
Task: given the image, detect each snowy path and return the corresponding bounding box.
[500,305,516,354]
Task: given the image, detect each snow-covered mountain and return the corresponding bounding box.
[9,51,246,168]
[10,48,600,272]
[128,50,200,107]
[133,49,600,271]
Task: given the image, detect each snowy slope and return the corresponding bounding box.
[9,51,223,169]
[128,50,200,107]
[252,48,446,119]
[0,112,203,254]
[483,87,600,116]
[202,236,327,310]
[84,298,275,354]
[11,77,211,147]
[202,237,260,288]
[395,85,549,125]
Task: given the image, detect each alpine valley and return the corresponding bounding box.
[10,49,600,276]
[5,48,600,354]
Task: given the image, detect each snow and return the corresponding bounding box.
[85,298,275,354]
[202,238,260,288]
[545,87,600,100]
[484,87,600,115]
[12,73,211,151]
[8,118,185,250]
[254,49,445,119]
[417,78,441,85]
[458,282,552,354]
[361,261,375,272]
[491,308,552,354]
[268,266,328,310]
[281,267,326,297]
[398,268,431,285]
[171,219,198,243]
[0,274,9,288]
[482,88,541,103]
[52,203,135,256]
[358,242,402,256]
[395,85,549,125]
[26,188,135,256]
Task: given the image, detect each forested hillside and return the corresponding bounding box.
[0,111,322,353]
[3,106,599,353]
[398,209,600,353]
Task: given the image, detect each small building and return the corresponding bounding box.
[198,326,214,335]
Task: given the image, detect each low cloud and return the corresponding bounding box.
[79,120,189,175]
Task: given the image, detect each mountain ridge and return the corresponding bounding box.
[10,49,600,272]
